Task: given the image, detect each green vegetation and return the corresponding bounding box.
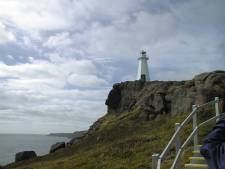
[6,108,214,169]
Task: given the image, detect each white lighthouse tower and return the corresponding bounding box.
[137,50,150,81]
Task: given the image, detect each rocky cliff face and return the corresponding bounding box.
[105,70,225,121]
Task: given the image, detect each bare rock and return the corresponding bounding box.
[105,70,225,120]
[49,142,65,153]
[68,131,87,145]
[105,83,122,113]
[15,151,37,162]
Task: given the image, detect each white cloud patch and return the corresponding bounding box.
[0,58,109,133]
[0,55,109,90]
[80,11,176,61]
[43,32,73,49]
[68,74,108,88]
[0,22,15,44]
[0,0,70,32]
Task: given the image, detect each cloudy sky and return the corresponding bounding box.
[0,0,224,134]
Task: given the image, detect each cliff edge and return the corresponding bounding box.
[106,70,225,120]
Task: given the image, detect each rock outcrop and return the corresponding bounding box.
[15,151,37,162]
[105,70,225,121]
[68,131,87,145]
[49,142,65,153]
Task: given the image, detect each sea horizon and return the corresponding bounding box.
[0,134,69,166]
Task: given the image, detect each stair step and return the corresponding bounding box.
[192,150,201,157]
[185,164,208,169]
[194,145,202,150]
[189,157,206,164]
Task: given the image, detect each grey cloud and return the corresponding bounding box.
[0,0,225,133]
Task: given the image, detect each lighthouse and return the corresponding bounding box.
[137,50,150,81]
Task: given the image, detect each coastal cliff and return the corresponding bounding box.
[5,70,225,169]
[106,70,225,116]
[89,70,225,134]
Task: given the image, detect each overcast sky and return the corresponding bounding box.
[0,0,224,134]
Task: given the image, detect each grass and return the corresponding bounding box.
[5,108,215,169]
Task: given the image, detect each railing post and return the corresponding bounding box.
[192,105,198,149]
[175,123,181,169]
[215,97,220,121]
[152,153,159,169]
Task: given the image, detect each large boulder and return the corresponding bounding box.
[49,142,65,153]
[15,151,37,162]
[105,70,225,119]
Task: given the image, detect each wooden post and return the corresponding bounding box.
[192,105,198,149]
[152,154,159,169]
[215,97,220,121]
[175,123,181,169]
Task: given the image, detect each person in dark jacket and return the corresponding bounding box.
[200,117,225,169]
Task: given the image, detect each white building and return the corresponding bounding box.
[137,50,150,81]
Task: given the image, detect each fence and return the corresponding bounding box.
[152,97,224,169]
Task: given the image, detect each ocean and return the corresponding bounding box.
[0,134,69,166]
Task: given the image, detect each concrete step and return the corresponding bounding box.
[185,164,208,169]
[192,150,201,157]
[189,157,206,164]
[194,145,202,150]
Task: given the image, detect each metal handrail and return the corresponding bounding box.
[170,114,223,169]
[197,100,215,108]
[152,97,222,169]
[159,108,197,160]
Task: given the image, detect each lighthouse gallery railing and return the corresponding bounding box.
[152,97,224,169]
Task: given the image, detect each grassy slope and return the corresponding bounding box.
[6,109,213,169]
